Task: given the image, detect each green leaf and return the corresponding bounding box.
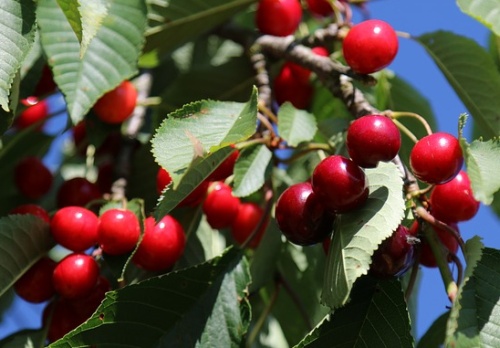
[457,0,500,37]
[48,247,251,348]
[444,244,500,347]
[151,87,258,183]
[0,215,54,297]
[417,312,450,348]
[277,102,318,147]
[417,31,500,138]
[144,0,256,54]
[38,0,147,124]
[56,0,108,58]
[459,114,500,205]
[232,144,273,198]
[295,277,413,348]
[0,329,46,348]
[322,162,405,309]
[0,0,37,112]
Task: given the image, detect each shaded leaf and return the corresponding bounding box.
[0,329,46,348]
[151,87,258,185]
[48,247,251,348]
[0,0,37,112]
[417,31,500,138]
[457,0,500,37]
[144,0,256,54]
[322,162,405,309]
[232,144,273,198]
[38,0,147,124]
[0,215,54,297]
[278,102,318,147]
[416,311,449,348]
[296,277,413,348]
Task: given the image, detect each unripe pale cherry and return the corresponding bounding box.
[430,170,480,222]
[410,132,463,185]
[14,256,56,303]
[343,19,399,74]
[93,80,137,124]
[202,182,241,230]
[275,181,335,246]
[98,208,141,255]
[52,253,100,299]
[14,156,53,200]
[346,114,401,168]
[311,155,369,213]
[50,206,99,252]
[255,0,302,37]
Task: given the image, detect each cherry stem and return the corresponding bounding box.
[136,96,162,107]
[388,111,433,136]
[392,118,418,143]
[258,100,278,124]
[279,142,333,164]
[257,112,277,138]
[449,252,464,288]
[246,284,280,348]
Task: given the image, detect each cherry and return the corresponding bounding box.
[178,179,210,207]
[230,202,268,248]
[33,65,57,97]
[369,225,415,278]
[206,147,240,182]
[410,132,463,185]
[307,0,334,17]
[50,206,99,252]
[133,215,186,271]
[156,167,173,194]
[14,97,49,130]
[70,275,111,319]
[255,0,302,37]
[346,114,401,168]
[286,46,329,85]
[202,182,241,229]
[414,221,460,268]
[14,156,53,200]
[56,177,102,208]
[275,181,335,245]
[93,80,137,124]
[311,155,369,213]
[43,299,85,343]
[9,204,50,223]
[98,208,140,255]
[430,170,480,222]
[342,19,399,74]
[52,253,100,299]
[274,64,313,109]
[14,256,56,303]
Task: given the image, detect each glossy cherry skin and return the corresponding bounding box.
[274,65,313,109]
[346,114,401,168]
[255,0,302,37]
[413,221,460,268]
[98,208,140,255]
[343,19,399,74]
[202,182,241,229]
[410,132,463,185]
[14,97,49,130]
[14,256,56,303]
[311,155,369,213]
[133,215,186,271]
[369,225,415,278]
[156,167,173,194]
[10,204,50,223]
[286,46,329,85]
[207,148,240,182]
[50,206,99,252]
[230,202,268,248]
[56,177,102,208]
[306,0,334,17]
[430,170,479,223]
[14,156,53,200]
[275,182,335,246]
[93,80,137,124]
[52,253,100,299]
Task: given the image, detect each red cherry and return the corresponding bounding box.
[9,204,50,223]
[50,206,99,252]
[70,275,111,319]
[311,155,369,213]
[15,97,49,130]
[43,299,85,343]
[346,114,401,168]
[207,148,240,182]
[274,65,313,109]
[156,167,173,194]
[430,170,480,222]
[230,202,268,248]
[255,0,302,37]
[98,208,140,255]
[14,156,53,199]
[93,80,137,124]
[14,256,56,303]
[342,19,399,74]
[202,182,241,229]
[410,132,463,185]
[369,225,415,278]
[275,181,335,245]
[133,215,186,271]
[414,221,460,268]
[57,177,102,208]
[286,46,329,84]
[52,253,100,299]
[307,0,334,17]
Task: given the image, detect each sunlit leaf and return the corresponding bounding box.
[232,144,273,197]
[278,102,318,147]
[457,0,500,37]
